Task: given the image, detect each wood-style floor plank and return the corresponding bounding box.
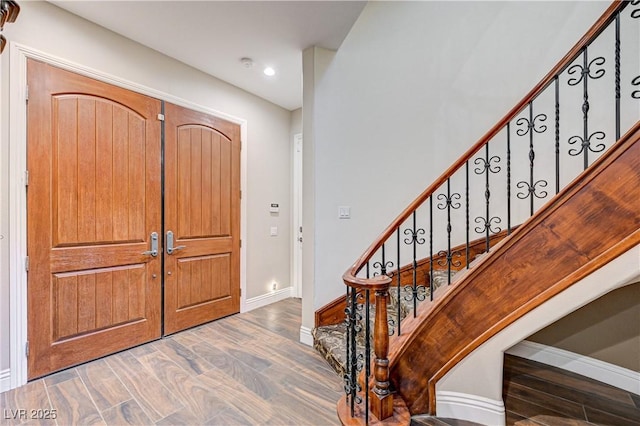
[136,350,227,423]
[151,337,213,376]
[76,359,131,412]
[46,377,104,425]
[504,355,640,426]
[104,351,183,422]
[100,400,152,426]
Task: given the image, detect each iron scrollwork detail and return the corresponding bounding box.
[436,249,462,269]
[567,57,606,86]
[403,284,427,302]
[516,114,548,136]
[632,76,640,99]
[342,375,363,404]
[474,155,501,175]
[474,216,502,235]
[631,0,639,19]
[373,260,394,277]
[436,192,462,210]
[568,131,606,156]
[516,180,548,200]
[403,228,425,245]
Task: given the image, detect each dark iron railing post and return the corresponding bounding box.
[364,289,371,426]
[396,228,401,335]
[465,161,470,267]
[555,76,560,194]
[615,11,621,140]
[429,196,434,300]
[507,123,511,234]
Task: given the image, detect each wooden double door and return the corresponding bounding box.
[26,60,240,379]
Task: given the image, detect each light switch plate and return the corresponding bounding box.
[338,206,351,219]
[270,226,278,236]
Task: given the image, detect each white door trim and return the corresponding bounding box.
[292,133,303,298]
[8,42,249,389]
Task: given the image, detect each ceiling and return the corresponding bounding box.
[50,1,367,111]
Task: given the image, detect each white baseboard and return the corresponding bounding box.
[243,286,295,313]
[436,391,505,426]
[0,369,10,393]
[507,340,640,396]
[299,325,313,347]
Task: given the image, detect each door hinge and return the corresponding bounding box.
[157,113,165,121]
[25,341,29,358]
[239,239,242,248]
[24,256,29,272]
[24,170,29,187]
[25,85,29,103]
[239,190,242,200]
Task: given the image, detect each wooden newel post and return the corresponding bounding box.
[370,287,393,420]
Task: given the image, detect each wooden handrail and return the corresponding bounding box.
[341,0,626,289]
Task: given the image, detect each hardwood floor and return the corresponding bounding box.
[3,299,638,426]
[0,298,343,426]
[412,354,640,426]
[503,354,640,426]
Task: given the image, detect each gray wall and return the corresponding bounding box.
[529,282,640,372]
[0,1,293,374]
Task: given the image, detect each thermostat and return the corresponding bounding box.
[270,203,280,213]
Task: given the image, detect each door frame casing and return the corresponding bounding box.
[7,42,248,389]
[291,133,303,298]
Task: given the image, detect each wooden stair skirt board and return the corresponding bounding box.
[387,121,640,415]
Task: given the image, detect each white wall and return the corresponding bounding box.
[0,1,293,375]
[303,1,611,329]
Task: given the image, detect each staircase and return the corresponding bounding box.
[312,2,640,425]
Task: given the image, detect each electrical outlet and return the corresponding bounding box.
[272,282,277,291]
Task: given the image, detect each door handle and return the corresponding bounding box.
[142,232,159,257]
[166,231,186,255]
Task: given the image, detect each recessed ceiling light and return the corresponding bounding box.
[263,67,276,76]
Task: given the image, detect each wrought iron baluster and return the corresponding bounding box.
[632,0,640,19]
[396,228,401,335]
[429,196,434,301]
[343,286,359,416]
[403,212,425,315]
[567,47,606,170]
[364,289,370,426]
[437,179,461,284]
[374,245,395,335]
[555,76,560,194]
[615,11,621,141]
[465,161,470,268]
[474,143,501,252]
[507,123,511,234]
[516,102,548,216]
